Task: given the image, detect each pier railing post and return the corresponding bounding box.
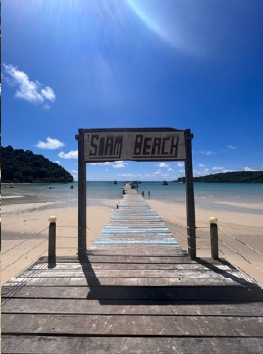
[210,217,219,260]
[185,130,196,259]
[48,216,57,262]
[76,129,87,260]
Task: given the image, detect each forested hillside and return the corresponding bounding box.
[1,146,74,183]
[175,171,263,183]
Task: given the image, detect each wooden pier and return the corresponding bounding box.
[2,184,263,353]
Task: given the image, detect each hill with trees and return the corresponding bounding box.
[175,171,263,183]
[1,146,74,183]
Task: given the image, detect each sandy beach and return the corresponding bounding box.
[1,196,263,287]
[148,200,263,287]
[1,200,116,284]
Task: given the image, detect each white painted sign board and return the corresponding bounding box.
[83,130,186,162]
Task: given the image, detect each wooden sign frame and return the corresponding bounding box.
[75,128,196,259]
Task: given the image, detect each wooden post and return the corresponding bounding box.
[48,216,56,262]
[184,129,196,259]
[76,129,87,259]
[210,222,219,260]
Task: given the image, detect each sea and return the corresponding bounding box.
[2,181,263,214]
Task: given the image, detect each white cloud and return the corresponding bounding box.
[212,166,224,171]
[153,171,161,175]
[199,163,205,167]
[117,173,135,177]
[244,167,257,171]
[112,161,128,168]
[193,168,210,176]
[41,87,56,102]
[71,170,78,174]
[58,150,78,159]
[55,161,60,164]
[227,145,236,149]
[157,163,169,168]
[36,137,65,150]
[168,168,173,171]
[90,162,112,166]
[177,162,184,167]
[222,169,234,173]
[201,150,216,155]
[3,64,56,108]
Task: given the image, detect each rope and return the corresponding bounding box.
[187,226,210,230]
[1,254,48,306]
[56,225,90,230]
[218,239,263,275]
[187,235,209,239]
[1,226,49,255]
[219,248,263,288]
[2,239,48,271]
[218,226,263,257]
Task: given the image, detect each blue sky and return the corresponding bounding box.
[2,0,263,181]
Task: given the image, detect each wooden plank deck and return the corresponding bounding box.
[2,183,263,353]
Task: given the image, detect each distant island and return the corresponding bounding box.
[1,145,74,183]
[174,171,263,183]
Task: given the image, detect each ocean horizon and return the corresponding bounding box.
[2,181,263,215]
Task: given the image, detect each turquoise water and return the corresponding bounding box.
[2,181,263,214]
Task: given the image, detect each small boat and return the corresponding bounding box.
[70,185,74,189]
[114,181,117,184]
[162,181,168,185]
[10,186,15,188]
[49,187,55,189]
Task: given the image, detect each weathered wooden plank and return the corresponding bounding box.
[3,298,263,316]
[97,234,175,238]
[3,276,249,287]
[38,255,194,263]
[3,336,263,354]
[106,224,166,227]
[89,244,182,248]
[19,269,246,279]
[2,285,262,301]
[94,240,178,245]
[89,245,183,251]
[2,314,263,336]
[37,256,229,264]
[86,249,185,256]
[28,262,234,271]
[21,267,249,279]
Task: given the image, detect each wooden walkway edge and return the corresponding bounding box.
[1,184,263,353]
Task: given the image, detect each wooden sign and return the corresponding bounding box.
[76,127,196,260]
[83,128,186,162]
